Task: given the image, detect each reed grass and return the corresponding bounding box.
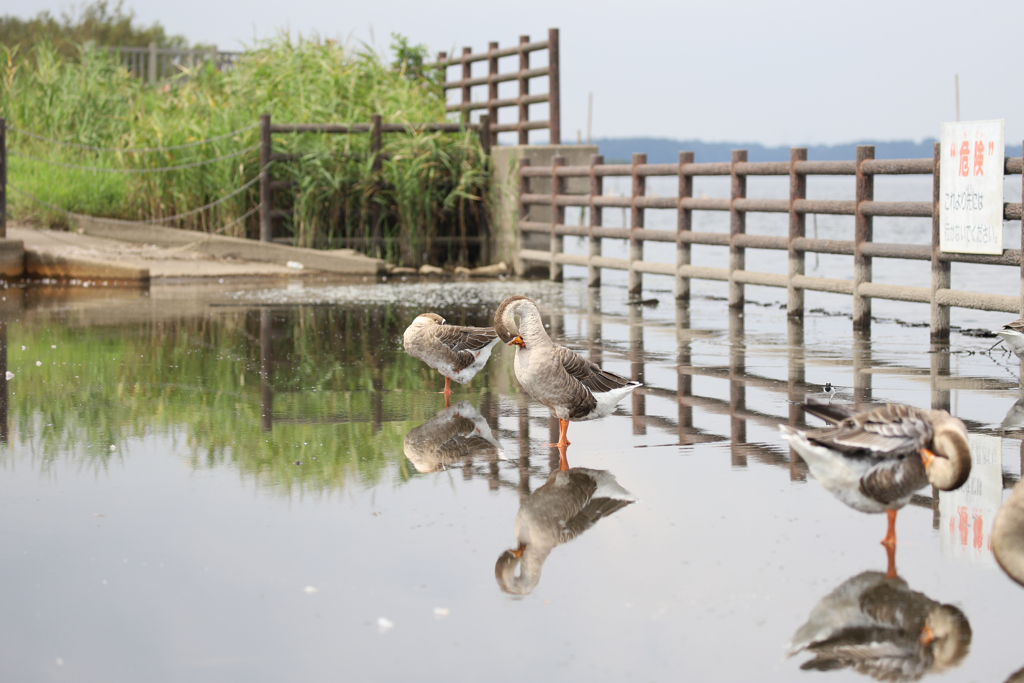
[1,35,489,266]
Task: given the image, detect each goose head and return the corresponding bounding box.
[921,415,971,491]
[411,312,445,327]
[921,604,972,672]
[494,543,543,595]
[494,295,537,348]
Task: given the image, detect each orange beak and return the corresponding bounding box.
[509,335,526,348]
[919,447,936,471]
[919,623,935,646]
[509,543,525,559]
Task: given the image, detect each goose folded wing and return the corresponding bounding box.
[558,498,633,543]
[554,346,635,394]
[810,407,932,459]
[1004,318,1024,333]
[432,325,498,353]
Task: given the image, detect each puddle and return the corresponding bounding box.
[0,277,1022,681]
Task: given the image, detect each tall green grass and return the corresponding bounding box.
[1,36,490,266]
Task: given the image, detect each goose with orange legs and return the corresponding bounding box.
[493,295,640,460]
[781,402,971,572]
[403,313,499,406]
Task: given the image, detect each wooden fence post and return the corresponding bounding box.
[677,151,693,300]
[461,47,472,125]
[259,113,272,242]
[931,141,951,339]
[729,149,747,307]
[148,41,157,83]
[516,157,530,275]
[370,113,383,257]
[0,118,6,239]
[788,147,807,317]
[629,152,646,295]
[854,145,875,329]
[588,154,603,287]
[487,42,499,146]
[518,36,530,145]
[547,28,560,145]
[550,155,565,282]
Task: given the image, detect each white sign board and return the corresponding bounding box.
[938,433,1002,567]
[939,119,1004,255]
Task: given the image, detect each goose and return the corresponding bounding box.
[996,318,1024,359]
[493,295,641,448]
[403,401,504,473]
[780,402,971,550]
[992,480,1024,588]
[787,571,972,681]
[495,467,636,595]
[403,313,499,404]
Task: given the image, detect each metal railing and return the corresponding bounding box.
[424,29,560,146]
[516,144,1024,339]
[107,43,242,82]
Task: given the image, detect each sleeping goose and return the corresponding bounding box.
[403,401,504,473]
[495,467,636,595]
[403,313,500,404]
[992,480,1024,588]
[996,318,1024,359]
[787,571,972,681]
[780,402,971,550]
[493,295,641,448]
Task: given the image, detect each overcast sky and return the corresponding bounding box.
[12,0,1024,147]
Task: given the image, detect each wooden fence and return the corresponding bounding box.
[517,144,1024,339]
[426,29,560,146]
[258,113,492,259]
[108,43,241,82]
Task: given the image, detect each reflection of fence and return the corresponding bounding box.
[517,145,1024,339]
[425,29,560,146]
[108,43,241,82]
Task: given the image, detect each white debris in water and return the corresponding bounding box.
[304,586,319,594]
[377,617,394,634]
[35,361,41,366]
[51,345,56,349]
[109,445,116,451]
[434,607,450,618]
[286,261,304,270]
[4,371,12,380]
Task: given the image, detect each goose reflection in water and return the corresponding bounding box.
[993,480,1024,587]
[495,455,636,595]
[403,401,504,473]
[787,571,972,682]
[1001,397,1024,431]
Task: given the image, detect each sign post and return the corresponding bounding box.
[939,119,1004,255]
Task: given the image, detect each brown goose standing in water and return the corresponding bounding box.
[787,571,972,681]
[493,295,641,452]
[992,480,1024,588]
[781,403,971,562]
[495,467,636,595]
[403,313,499,405]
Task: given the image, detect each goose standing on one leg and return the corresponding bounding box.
[494,295,641,455]
[781,402,971,572]
[403,313,499,406]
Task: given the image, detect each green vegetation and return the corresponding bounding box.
[4,303,514,495]
[1,11,490,266]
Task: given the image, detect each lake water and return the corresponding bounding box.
[1,276,1023,682]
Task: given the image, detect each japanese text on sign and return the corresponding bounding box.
[939,120,1004,255]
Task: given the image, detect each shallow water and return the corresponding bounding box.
[1,277,1023,682]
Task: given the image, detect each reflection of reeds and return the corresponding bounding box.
[2,304,511,496]
[2,37,489,266]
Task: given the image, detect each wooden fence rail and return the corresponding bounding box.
[517,144,1024,339]
[425,29,560,146]
[107,43,241,82]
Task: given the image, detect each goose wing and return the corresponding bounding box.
[430,325,498,372]
[559,497,633,543]
[554,345,636,394]
[1003,318,1024,334]
[803,403,933,460]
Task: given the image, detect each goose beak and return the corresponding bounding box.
[920,623,935,646]
[509,543,525,559]
[919,447,936,471]
[509,335,526,348]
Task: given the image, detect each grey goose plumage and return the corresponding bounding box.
[402,312,499,400]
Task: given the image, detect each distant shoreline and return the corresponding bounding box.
[576,137,939,163]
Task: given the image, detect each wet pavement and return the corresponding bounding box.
[1,274,1023,682]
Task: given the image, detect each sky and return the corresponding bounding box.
[10,0,1024,147]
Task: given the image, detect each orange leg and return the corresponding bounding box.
[545,419,572,448]
[885,537,898,579]
[882,508,897,550]
[439,376,453,403]
[557,444,570,471]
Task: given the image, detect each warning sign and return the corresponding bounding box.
[939,119,1004,255]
